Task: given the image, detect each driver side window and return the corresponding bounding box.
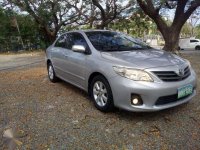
[67,32,89,50]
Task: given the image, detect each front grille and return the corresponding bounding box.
[152,66,191,82]
[155,93,191,106]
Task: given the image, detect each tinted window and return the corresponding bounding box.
[190,40,199,43]
[55,34,67,48]
[67,32,88,50]
[85,31,151,52]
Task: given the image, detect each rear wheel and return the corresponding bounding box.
[47,62,58,83]
[90,75,114,112]
[195,46,200,50]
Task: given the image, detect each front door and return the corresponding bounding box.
[61,32,89,89]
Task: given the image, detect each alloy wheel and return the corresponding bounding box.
[93,81,108,107]
[48,65,54,80]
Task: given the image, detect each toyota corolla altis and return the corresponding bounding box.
[46,30,197,112]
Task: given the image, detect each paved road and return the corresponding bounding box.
[0,52,44,71]
[0,51,198,71]
[180,50,200,54]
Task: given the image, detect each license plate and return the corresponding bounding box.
[178,84,193,99]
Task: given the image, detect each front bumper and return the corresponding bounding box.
[109,69,197,112]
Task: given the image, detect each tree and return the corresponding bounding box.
[0,6,11,39]
[4,0,87,43]
[136,0,200,52]
[110,10,155,37]
[91,0,134,29]
[3,0,135,43]
[0,6,41,51]
[0,6,12,51]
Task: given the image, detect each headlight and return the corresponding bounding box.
[113,66,153,82]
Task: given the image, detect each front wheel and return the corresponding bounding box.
[90,75,114,112]
[47,62,58,83]
[195,46,200,50]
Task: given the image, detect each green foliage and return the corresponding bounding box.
[181,22,193,37]
[0,7,14,51]
[196,25,200,38]
[0,6,44,51]
[0,7,12,38]
[109,10,157,38]
[5,0,90,42]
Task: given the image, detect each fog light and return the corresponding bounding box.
[132,98,139,105]
[131,94,143,106]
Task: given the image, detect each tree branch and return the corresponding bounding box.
[185,0,200,19]
[92,0,106,21]
[136,0,168,35]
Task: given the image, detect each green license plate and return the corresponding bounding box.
[178,84,193,99]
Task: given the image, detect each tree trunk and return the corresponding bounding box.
[48,34,56,43]
[96,25,104,29]
[96,22,107,29]
[162,27,181,52]
[41,29,57,46]
[126,28,130,34]
[136,0,200,53]
[163,37,179,52]
[44,33,56,45]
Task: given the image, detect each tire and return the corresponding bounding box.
[47,62,58,83]
[90,75,114,112]
[195,46,200,50]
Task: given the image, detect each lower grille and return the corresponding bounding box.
[152,66,191,82]
[155,93,192,106]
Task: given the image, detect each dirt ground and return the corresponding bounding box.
[0,52,200,150]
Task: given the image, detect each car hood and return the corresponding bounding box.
[101,49,186,69]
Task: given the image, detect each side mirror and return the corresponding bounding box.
[72,45,86,53]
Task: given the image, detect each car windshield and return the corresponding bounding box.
[85,31,151,52]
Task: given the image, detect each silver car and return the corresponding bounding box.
[46,30,197,112]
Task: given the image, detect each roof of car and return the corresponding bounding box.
[83,29,111,32]
[58,29,118,38]
[66,29,113,33]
